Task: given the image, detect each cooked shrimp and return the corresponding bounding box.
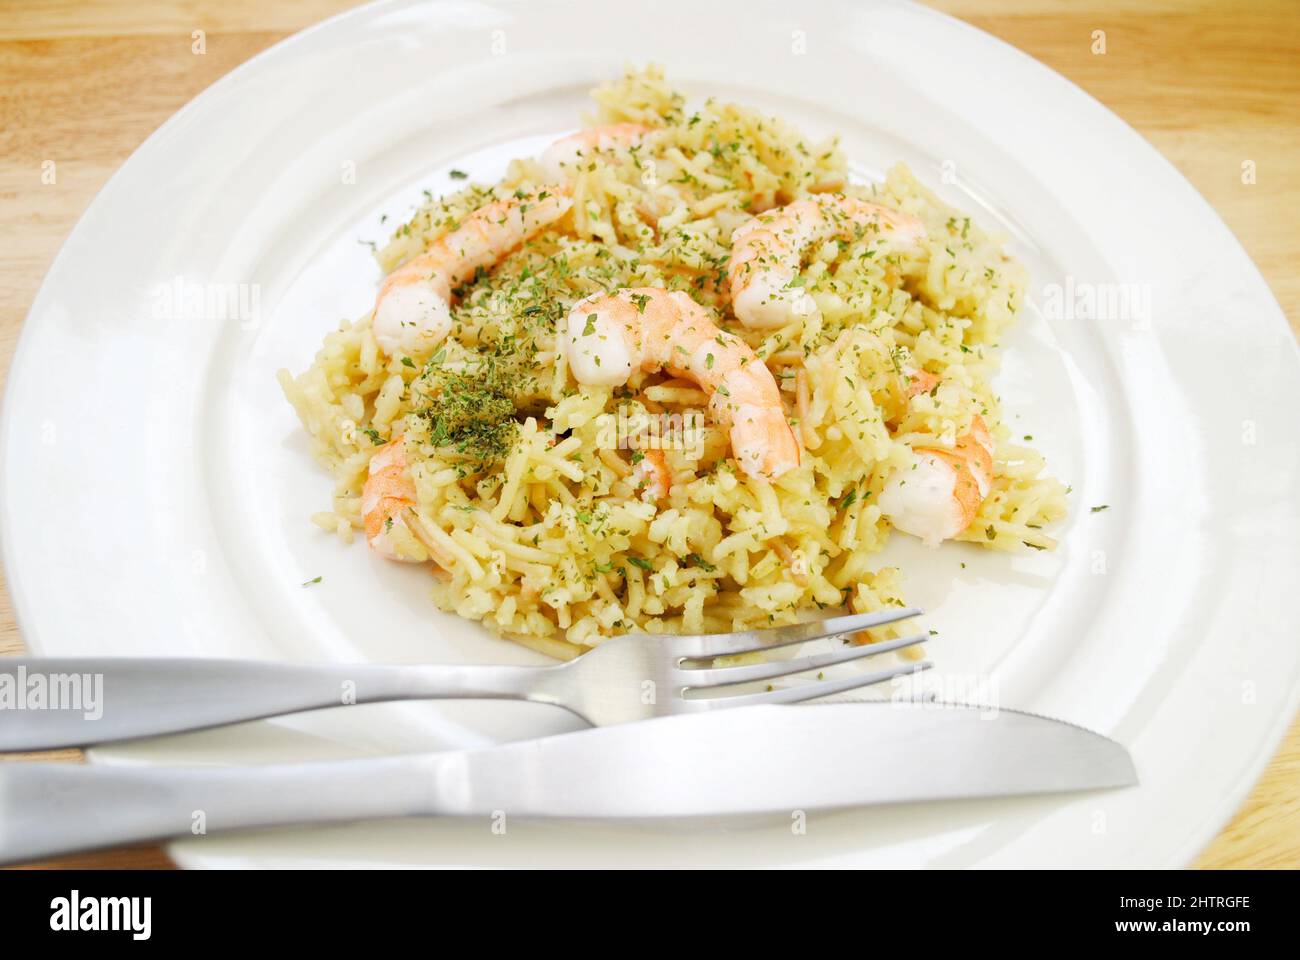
[727,194,927,329]
[562,288,800,480]
[772,540,809,586]
[878,416,995,546]
[631,448,671,501]
[372,186,572,356]
[538,123,649,180]
[904,365,939,398]
[362,439,422,561]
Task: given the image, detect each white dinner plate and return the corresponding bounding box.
[4,0,1298,868]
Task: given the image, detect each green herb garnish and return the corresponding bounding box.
[417,354,521,466]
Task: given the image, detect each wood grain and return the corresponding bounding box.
[0,0,1296,870]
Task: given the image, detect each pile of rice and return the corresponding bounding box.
[279,66,1068,660]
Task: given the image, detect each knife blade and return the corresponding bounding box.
[0,702,1135,864]
[459,701,1137,817]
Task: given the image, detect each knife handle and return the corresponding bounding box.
[0,753,455,865]
[0,657,557,750]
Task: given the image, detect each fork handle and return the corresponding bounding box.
[0,754,453,865]
[0,658,559,751]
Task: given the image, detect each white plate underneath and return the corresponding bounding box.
[3,0,1298,868]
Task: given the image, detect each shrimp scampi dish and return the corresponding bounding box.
[280,66,1068,659]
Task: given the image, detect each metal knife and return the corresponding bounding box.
[0,702,1136,865]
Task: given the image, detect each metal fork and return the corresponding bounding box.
[0,607,926,750]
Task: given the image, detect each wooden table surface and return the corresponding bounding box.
[1,0,1297,869]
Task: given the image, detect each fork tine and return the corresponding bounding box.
[686,660,933,710]
[680,632,929,688]
[665,606,922,658]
